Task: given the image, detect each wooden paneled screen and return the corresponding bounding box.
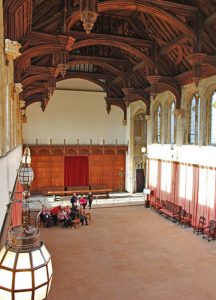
[26,144,127,194]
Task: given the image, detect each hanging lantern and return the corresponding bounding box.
[0,227,53,300]
[0,147,53,300]
[80,0,98,34]
[17,147,34,188]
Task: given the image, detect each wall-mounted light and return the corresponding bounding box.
[141,146,146,154]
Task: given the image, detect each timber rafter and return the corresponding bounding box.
[4,0,216,114]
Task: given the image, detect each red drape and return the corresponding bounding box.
[148,158,216,227]
[11,181,23,227]
[64,156,89,186]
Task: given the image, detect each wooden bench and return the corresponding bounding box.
[159,200,181,222]
[47,189,113,198]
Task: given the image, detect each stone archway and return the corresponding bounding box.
[133,110,147,192]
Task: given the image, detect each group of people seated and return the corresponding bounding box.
[39,202,90,228]
[57,204,88,227]
[39,192,94,228]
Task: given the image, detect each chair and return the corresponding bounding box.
[71,218,81,229]
[174,208,186,224]
[155,199,165,214]
[193,216,206,235]
[150,198,158,211]
[84,210,91,221]
[202,220,216,242]
[180,212,192,227]
[70,211,81,229]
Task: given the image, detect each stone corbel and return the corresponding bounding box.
[14,83,23,95]
[174,109,184,118]
[5,39,21,64]
[145,114,150,120]
[19,99,25,110]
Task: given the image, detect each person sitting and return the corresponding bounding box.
[50,205,61,225]
[39,206,48,225]
[57,207,65,227]
[39,207,53,228]
[71,203,88,226]
[62,206,72,228]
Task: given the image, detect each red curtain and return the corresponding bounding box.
[11,181,23,227]
[148,158,216,227]
[64,156,89,186]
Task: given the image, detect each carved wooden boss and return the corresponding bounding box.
[4,0,216,120]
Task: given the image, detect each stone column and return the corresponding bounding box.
[14,83,23,147]
[4,39,21,153]
[0,0,4,155]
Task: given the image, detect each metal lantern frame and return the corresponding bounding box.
[0,147,53,300]
[0,240,53,300]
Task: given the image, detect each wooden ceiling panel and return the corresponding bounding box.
[4,0,216,113]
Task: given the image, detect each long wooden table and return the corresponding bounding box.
[47,189,113,196]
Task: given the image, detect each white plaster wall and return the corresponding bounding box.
[23,84,126,145]
[0,146,22,230]
[148,144,216,167]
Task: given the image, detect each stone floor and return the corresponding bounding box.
[40,206,216,300]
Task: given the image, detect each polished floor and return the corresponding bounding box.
[41,206,216,300]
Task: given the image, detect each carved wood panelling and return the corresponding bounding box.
[28,144,127,193]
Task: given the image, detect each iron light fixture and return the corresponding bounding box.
[0,147,53,300]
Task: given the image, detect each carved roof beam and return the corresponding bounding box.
[21,75,49,87]
[203,11,216,29]
[70,30,154,48]
[128,12,149,39]
[145,76,181,109]
[15,35,75,79]
[122,87,151,114]
[188,53,216,87]
[105,97,127,123]
[66,1,197,46]
[4,0,33,41]
[26,65,53,75]
[68,58,127,84]
[70,55,128,67]
[143,0,198,16]
[71,38,155,71]
[25,92,48,107]
[65,71,109,80]
[22,87,47,100]
[159,34,189,56]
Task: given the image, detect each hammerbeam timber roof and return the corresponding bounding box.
[4,0,216,116]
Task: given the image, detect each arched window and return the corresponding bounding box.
[153,104,161,143]
[170,101,176,144]
[189,93,200,144]
[210,91,216,145]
